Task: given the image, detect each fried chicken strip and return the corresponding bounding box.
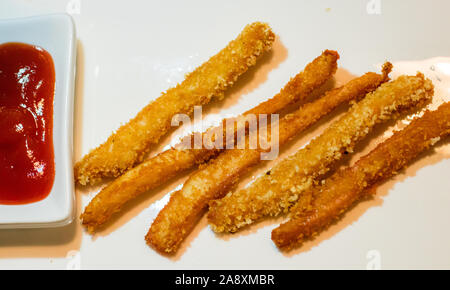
[145,64,391,254]
[81,50,340,232]
[74,22,275,185]
[208,73,434,233]
[272,102,450,250]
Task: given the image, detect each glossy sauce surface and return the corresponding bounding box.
[0,42,55,204]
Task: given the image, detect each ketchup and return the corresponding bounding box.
[0,42,55,205]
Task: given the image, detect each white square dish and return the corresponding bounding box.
[0,14,76,228]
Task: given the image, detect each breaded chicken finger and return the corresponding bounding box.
[208,73,434,233]
[145,64,391,254]
[81,50,340,232]
[75,22,275,185]
[272,102,450,250]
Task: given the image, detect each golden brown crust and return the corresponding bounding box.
[80,148,216,233]
[145,64,391,254]
[272,102,450,250]
[207,73,434,233]
[74,22,275,186]
[80,50,340,232]
[245,49,340,115]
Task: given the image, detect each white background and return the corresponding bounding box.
[0,0,449,269]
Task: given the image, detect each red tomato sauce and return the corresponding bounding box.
[0,42,55,204]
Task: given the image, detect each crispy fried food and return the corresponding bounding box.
[272,102,450,250]
[74,22,275,186]
[207,73,434,233]
[145,64,391,254]
[80,50,340,232]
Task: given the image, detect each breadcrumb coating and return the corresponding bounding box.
[272,102,450,250]
[80,50,339,232]
[74,22,275,185]
[145,64,391,254]
[208,73,434,233]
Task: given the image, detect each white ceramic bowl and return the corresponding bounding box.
[0,14,76,228]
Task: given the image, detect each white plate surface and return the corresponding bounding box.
[0,0,449,269]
